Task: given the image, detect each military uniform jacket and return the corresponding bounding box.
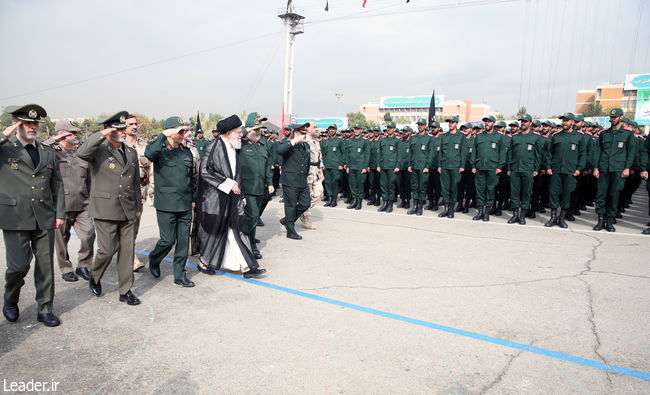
[430,134,442,169]
[239,137,272,196]
[409,133,433,170]
[43,139,91,212]
[595,127,635,173]
[463,135,475,169]
[144,133,195,212]
[508,132,541,173]
[397,139,411,169]
[473,131,506,171]
[548,130,586,174]
[0,135,65,230]
[277,139,310,187]
[540,135,552,170]
[368,139,380,168]
[378,136,401,169]
[346,137,370,170]
[322,137,344,169]
[440,131,467,170]
[194,138,210,158]
[77,132,142,221]
[578,130,594,170]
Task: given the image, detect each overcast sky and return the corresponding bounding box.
[1,0,648,120]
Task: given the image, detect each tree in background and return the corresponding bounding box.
[394,117,410,125]
[346,112,369,128]
[515,106,528,119]
[383,112,393,123]
[582,102,608,117]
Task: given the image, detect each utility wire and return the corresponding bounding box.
[517,0,530,110]
[629,0,644,73]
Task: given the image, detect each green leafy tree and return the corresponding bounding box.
[383,112,393,122]
[496,113,505,120]
[394,117,410,125]
[515,106,528,119]
[346,112,368,128]
[581,102,608,117]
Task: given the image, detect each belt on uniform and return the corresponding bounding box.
[310,161,321,167]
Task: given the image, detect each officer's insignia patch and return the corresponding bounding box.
[454,143,459,149]
[120,115,126,123]
[332,147,336,151]
[527,144,533,151]
[610,109,616,115]
[10,163,18,170]
[571,144,576,151]
[491,142,496,149]
[357,148,361,153]
[28,110,37,119]
[389,146,394,151]
[618,142,624,148]
[109,163,116,169]
[469,148,472,152]
[47,164,53,169]
[436,147,440,151]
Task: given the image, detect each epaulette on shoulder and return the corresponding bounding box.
[577,130,584,134]
[52,144,62,151]
[497,131,505,135]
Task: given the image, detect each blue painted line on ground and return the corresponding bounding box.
[73,235,650,381]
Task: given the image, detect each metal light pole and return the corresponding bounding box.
[278,4,304,127]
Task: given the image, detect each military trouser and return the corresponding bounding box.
[595,172,624,217]
[549,173,577,210]
[540,174,551,207]
[496,172,510,207]
[340,170,350,197]
[530,174,542,210]
[440,169,461,204]
[380,169,398,201]
[258,188,271,219]
[620,172,642,210]
[303,171,324,218]
[510,171,534,209]
[282,184,310,234]
[368,169,380,198]
[55,209,95,273]
[272,167,281,191]
[190,206,201,255]
[475,169,499,207]
[324,168,341,197]
[244,194,264,251]
[92,219,135,295]
[458,170,475,203]
[410,169,429,201]
[3,229,55,314]
[427,171,441,204]
[397,170,411,201]
[149,210,191,281]
[348,169,366,198]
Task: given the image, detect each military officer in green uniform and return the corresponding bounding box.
[144,117,195,286]
[277,123,310,239]
[457,123,476,213]
[592,108,641,232]
[77,111,142,305]
[407,119,433,215]
[397,126,412,209]
[239,116,273,257]
[367,127,381,206]
[426,122,443,211]
[376,122,401,213]
[437,116,466,218]
[507,114,541,225]
[194,129,210,158]
[345,124,370,210]
[471,116,506,221]
[544,112,586,228]
[321,124,344,207]
[1,104,65,327]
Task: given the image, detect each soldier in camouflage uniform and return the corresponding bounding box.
[300,122,324,229]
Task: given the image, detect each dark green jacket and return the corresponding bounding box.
[194,138,210,158]
[548,129,586,174]
[473,130,506,171]
[368,138,380,168]
[463,135,475,169]
[440,131,467,170]
[321,137,345,169]
[346,137,370,170]
[410,133,433,170]
[398,138,411,169]
[277,139,309,187]
[595,127,635,172]
[0,135,65,230]
[378,136,401,169]
[239,137,272,196]
[508,131,541,173]
[145,133,195,212]
[430,134,442,168]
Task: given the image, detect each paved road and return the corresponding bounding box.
[1,187,649,394]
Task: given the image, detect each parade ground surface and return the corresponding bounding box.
[1,188,650,394]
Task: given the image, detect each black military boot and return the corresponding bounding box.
[397,199,405,208]
[378,199,388,212]
[344,196,353,204]
[331,196,338,207]
[539,206,546,213]
[472,206,484,221]
[527,208,536,219]
[432,198,439,211]
[374,195,381,206]
[438,204,448,218]
[454,201,463,212]
[469,199,477,208]
[507,208,519,224]
[324,196,332,207]
[355,199,362,210]
[462,198,470,213]
[447,206,455,218]
[403,199,410,209]
[423,198,432,210]
[367,195,375,206]
[386,201,394,213]
[565,209,576,221]
[489,203,497,215]
[558,209,569,228]
[605,216,616,232]
[347,198,357,209]
[482,206,490,222]
[321,195,329,202]
[407,201,419,215]
[593,214,605,231]
[494,202,502,216]
[519,209,527,225]
[416,200,424,216]
[544,208,557,227]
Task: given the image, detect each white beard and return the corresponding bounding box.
[230,137,242,150]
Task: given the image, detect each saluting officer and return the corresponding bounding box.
[377,123,401,212]
[507,114,541,225]
[145,117,196,286]
[544,112,586,228]
[77,111,142,305]
[408,119,433,215]
[345,124,370,210]
[321,124,344,207]
[437,116,466,218]
[471,116,506,221]
[1,104,65,327]
[43,120,95,282]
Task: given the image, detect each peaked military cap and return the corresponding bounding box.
[353,123,363,129]
[291,122,309,132]
[518,113,532,122]
[482,115,496,122]
[445,116,459,123]
[55,119,81,133]
[98,111,129,129]
[508,121,520,127]
[496,121,507,128]
[532,120,542,127]
[402,125,413,132]
[416,118,427,125]
[460,123,471,130]
[558,112,576,121]
[4,104,47,122]
[431,121,440,128]
[245,112,267,128]
[164,116,186,130]
[473,124,484,130]
[386,122,396,128]
[575,114,585,122]
[327,123,338,130]
[608,108,624,117]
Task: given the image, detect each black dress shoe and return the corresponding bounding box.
[89,277,102,296]
[243,268,267,278]
[3,302,18,322]
[287,232,302,240]
[252,249,263,259]
[75,267,91,281]
[37,312,60,327]
[61,271,79,282]
[642,228,650,235]
[254,238,261,244]
[280,218,286,226]
[149,261,161,278]
[174,278,196,287]
[256,218,265,227]
[119,290,141,305]
[198,264,217,275]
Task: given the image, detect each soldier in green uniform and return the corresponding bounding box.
[194,129,210,158]
[321,124,344,207]
[397,126,412,209]
[437,116,467,218]
[238,116,273,257]
[507,114,541,225]
[367,127,381,206]
[376,122,401,213]
[457,123,476,213]
[277,123,310,239]
[1,104,65,326]
[77,111,142,305]
[407,119,433,215]
[426,122,443,211]
[268,129,282,195]
[144,117,196,286]
[345,124,370,210]
[544,112,586,228]
[471,116,506,221]
[592,108,640,232]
